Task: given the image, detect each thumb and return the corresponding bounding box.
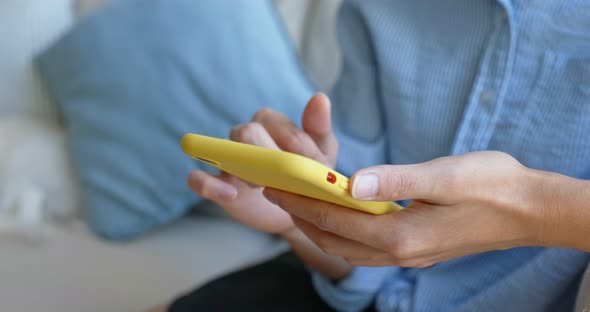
[350,164,437,201]
[302,93,338,165]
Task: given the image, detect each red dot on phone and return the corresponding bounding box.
[326,172,337,184]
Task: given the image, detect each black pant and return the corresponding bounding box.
[169,252,337,311]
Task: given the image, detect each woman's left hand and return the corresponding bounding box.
[264,151,549,268]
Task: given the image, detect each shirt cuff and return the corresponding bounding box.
[311,266,399,312]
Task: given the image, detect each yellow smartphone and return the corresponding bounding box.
[180,133,403,215]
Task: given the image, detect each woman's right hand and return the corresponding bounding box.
[187,93,338,236]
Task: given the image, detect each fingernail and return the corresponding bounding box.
[216,186,237,201]
[352,174,379,199]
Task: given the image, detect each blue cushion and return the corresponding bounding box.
[37,0,315,240]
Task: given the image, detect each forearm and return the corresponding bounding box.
[530,169,590,251]
[281,227,353,280]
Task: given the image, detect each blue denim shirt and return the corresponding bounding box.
[316,0,590,311]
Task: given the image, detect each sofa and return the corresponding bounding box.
[0,1,339,311]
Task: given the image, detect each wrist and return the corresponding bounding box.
[526,168,590,249]
[522,168,557,247]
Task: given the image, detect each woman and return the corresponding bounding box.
[163,1,590,311]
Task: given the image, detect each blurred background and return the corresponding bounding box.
[0,0,340,311]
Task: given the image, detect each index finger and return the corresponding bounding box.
[263,188,389,250]
[251,108,327,165]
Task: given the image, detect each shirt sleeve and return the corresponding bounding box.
[311,266,399,312]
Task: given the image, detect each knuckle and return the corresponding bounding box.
[444,165,462,190]
[280,129,307,153]
[383,231,419,260]
[229,124,243,141]
[193,179,211,198]
[380,169,412,199]
[486,150,514,163]
[315,208,335,232]
[229,125,240,134]
[404,259,435,269]
[253,108,273,122]
[384,238,404,258]
[236,123,258,143]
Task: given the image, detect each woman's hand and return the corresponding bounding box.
[188,123,294,234]
[189,93,352,279]
[187,93,338,236]
[264,151,550,268]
